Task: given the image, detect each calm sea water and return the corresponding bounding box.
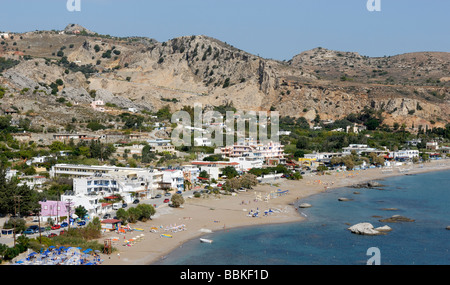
[153,170,450,265]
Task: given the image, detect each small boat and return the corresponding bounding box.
[200,238,213,243]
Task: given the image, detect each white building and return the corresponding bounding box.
[229,153,264,171]
[91,100,105,112]
[115,144,145,158]
[278,130,291,136]
[342,144,378,155]
[191,161,240,180]
[216,138,285,165]
[426,141,439,150]
[304,152,343,162]
[147,139,176,153]
[194,137,213,147]
[51,163,164,204]
[162,169,185,191]
[180,165,200,186]
[388,150,419,160]
[60,193,103,219]
[346,123,367,134]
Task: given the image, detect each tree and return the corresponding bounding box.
[203,154,227,161]
[296,137,309,149]
[199,170,210,179]
[239,173,258,189]
[171,194,185,208]
[317,165,328,173]
[289,172,303,180]
[155,105,172,121]
[141,145,156,163]
[342,156,355,170]
[75,206,88,219]
[2,217,26,233]
[365,118,381,130]
[0,116,11,130]
[224,177,241,191]
[221,166,238,179]
[136,204,156,221]
[0,164,40,216]
[127,207,141,223]
[115,208,129,223]
[222,78,230,88]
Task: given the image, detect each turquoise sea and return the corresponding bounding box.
[153,170,450,265]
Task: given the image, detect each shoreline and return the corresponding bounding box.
[99,159,450,265]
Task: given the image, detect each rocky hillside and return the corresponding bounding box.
[0,24,448,132]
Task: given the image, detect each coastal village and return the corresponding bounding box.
[1,100,450,265]
[0,22,449,266]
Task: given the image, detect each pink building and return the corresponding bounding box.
[39,201,71,223]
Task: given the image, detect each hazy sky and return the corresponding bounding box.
[0,0,448,60]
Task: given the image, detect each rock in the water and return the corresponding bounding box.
[338,197,353,202]
[351,181,384,189]
[379,215,415,223]
[367,181,383,188]
[348,223,384,235]
[299,203,312,208]
[375,225,392,232]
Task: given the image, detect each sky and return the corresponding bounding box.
[0,0,449,60]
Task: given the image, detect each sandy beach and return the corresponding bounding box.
[99,159,450,265]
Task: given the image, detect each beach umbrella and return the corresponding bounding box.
[28,252,37,257]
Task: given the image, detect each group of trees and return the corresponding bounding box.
[248,164,301,180]
[223,173,258,191]
[115,204,156,224]
[49,140,116,161]
[329,152,385,170]
[0,164,42,217]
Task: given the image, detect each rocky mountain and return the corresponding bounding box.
[0,24,448,132]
